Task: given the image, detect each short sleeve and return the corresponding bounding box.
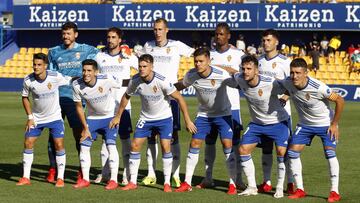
[110,75,122,89]
[72,81,82,102]
[47,49,56,71]
[182,71,193,87]
[22,79,30,97]
[161,80,177,96]
[129,55,139,71]
[272,79,287,95]
[319,83,332,99]
[176,41,194,57]
[125,79,137,96]
[86,45,99,59]
[57,73,72,86]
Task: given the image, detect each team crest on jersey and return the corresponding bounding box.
[305,93,310,100]
[258,89,263,96]
[227,55,232,62]
[153,86,158,93]
[272,62,277,69]
[211,79,216,86]
[47,82,52,90]
[166,47,171,54]
[98,86,103,93]
[75,52,81,59]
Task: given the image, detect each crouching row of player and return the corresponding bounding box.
[17,48,344,202]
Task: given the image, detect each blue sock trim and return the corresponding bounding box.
[130,151,141,159]
[325,149,336,159]
[189,147,200,154]
[24,149,33,154]
[105,139,116,145]
[56,150,66,156]
[288,150,301,159]
[277,156,285,163]
[223,147,232,155]
[80,137,93,147]
[240,155,251,162]
[162,152,173,159]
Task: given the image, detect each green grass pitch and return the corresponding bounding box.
[0,92,359,202]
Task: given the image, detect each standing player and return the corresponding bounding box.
[278,58,344,202]
[109,54,196,192]
[48,22,98,183]
[94,27,138,185]
[141,18,194,187]
[17,53,68,187]
[227,55,290,198]
[197,23,245,190]
[257,29,294,194]
[174,48,237,194]
[72,59,123,190]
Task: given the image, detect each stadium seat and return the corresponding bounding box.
[19,47,27,55]
[27,48,35,54]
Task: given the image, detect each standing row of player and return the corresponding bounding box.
[16,19,344,202]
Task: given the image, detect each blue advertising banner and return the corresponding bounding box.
[13,4,360,30]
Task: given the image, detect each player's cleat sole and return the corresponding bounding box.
[258,182,272,193]
[55,178,65,188]
[105,180,118,190]
[174,182,192,192]
[328,191,341,202]
[73,179,90,189]
[274,187,284,198]
[16,177,31,186]
[46,167,56,183]
[140,176,156,186]
[288,189,306,199]
[238,187,258,196]
[195,179,215,189]
[227,184,237,195]
[164,183,172,193]
[286,182,295,195]
[120,182,138,191]
[171,177,181,188]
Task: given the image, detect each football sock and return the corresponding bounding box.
[262,153,273,185]
[129,151,141,184]
[288,150,304,190]
[184,147,200,185]
[56,150,66,180]
[107,144,119,182]
[204,144,216,180]
[23,149,34,179]
[325,149,339,193]
[80,145,91,181]
[48,137,56,168]
[100,140,110,176]
[285,154,294,183]
[171,143,180,179]
[240,154,256,188]
[146,143,158,178]
[232,144,243,184]
[162,152,173,185]
[121,138,131,180]
[224,147,236,185]
[276,156,286,190]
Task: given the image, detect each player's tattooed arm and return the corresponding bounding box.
[327,92,345,141]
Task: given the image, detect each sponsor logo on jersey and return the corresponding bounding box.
[98,86,103,93]
[211,79,215,86]
[166,47,171,54]
[305,93,311,100]
[272,62,277,69]
[47,82,52,90]
[258,89,263,96]
[227,55,232,62]
[153,85,158,93]
[75,52,81,59]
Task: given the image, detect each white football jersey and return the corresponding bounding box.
[230,73,289,125]
[258,53,291,115]
[278,77,334,127]
[95,51,138,111]
[22,71,70,124]
[72,74,122,119]
[126,72,176,121]
[210,46,244,110]
[183,67,232,118]
[143,40,194,83]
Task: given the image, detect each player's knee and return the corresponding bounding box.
[131,141,141,152]
[287,150,301,159]
[324,149,336,159]
[239,145,251,155]
[24,139,35,149]
[54,141,64,151]
[190,139,202,148]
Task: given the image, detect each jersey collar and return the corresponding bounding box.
[198,66,213,79]
[61,42,79,50]
[35,71,48,83]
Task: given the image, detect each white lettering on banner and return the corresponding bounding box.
[29,6,89,23]
[180,86,196,96]
[354,87,360,100]
[264,5,334,23]
[346,5,360,23]
[185,6,251,23]
[112,5,175,23]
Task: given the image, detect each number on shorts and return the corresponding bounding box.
[294,126,302,136]
[136,119,146,129]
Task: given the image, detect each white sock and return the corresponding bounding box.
[224,148,236,185]
[100,140,110,177]
[129,152,141,184]
[204,144,216,180]
[184,148,200,185]
[290,157,304,190]
[276,157,286,190]
[171,143,180,179]
[107,144,119,182]
[328,157,339,193]
[146,143,158,178]
[285,156,294,184]
[23,149,34,179]
[56,150,66,180]
[80,145,91,181]
[163,152,173,185]
[121,138,131,181]
[262,153,273,185]
[240,155,256,188]
[232,144,243,184]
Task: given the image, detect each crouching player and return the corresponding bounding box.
[17,53,69,187]
[278,58,344,202]
[72,59,124,190]
[109,54,196,192]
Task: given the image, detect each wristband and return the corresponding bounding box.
[27,114,34,120]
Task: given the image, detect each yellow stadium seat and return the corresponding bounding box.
[340,51,346,58]
[319,57,326,65]
[327,65,336,72]
[25,61,33,68]
[349,72,357,80]
[25,54,33,61]
[308,71,316,78]
[41,48,49,54]
[34,48,42,54]
[315,71,323,79]
[4,59,11,67]
[27,47,35,54]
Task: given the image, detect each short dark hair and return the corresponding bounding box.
[193,47,210,58]
[33,53,48,64]
[154,18,168,28]
[61,22,78,33]
[262,29,279,40]
[290,58,307,71]
[241,55,258,67]
[216,22,230,34]
[139,54,154,64]
[82,59,98,70]
[107,27,123,38]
